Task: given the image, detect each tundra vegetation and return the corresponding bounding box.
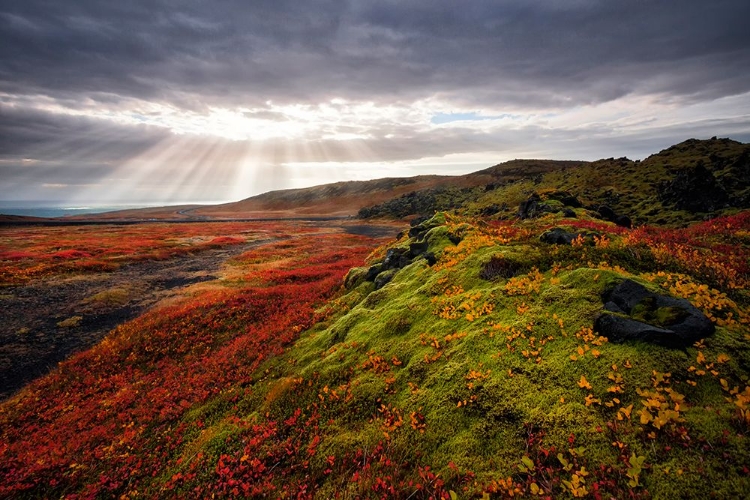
[0,139,749,499]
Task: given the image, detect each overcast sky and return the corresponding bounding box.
[2,1,749,205]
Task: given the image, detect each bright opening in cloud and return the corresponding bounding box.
[1,1,749,206]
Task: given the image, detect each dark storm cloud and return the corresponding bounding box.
[0,105,169,161]
[1,0,749,108]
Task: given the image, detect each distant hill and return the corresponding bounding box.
[36,137,750,224]
[188,160,585,219]
[190,176,486,218]
[361,138,750,226]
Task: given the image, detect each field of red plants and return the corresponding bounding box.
[0,221,382,498]
[0,221,319,285]
[1,210,748,499]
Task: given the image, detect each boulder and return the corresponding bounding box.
[374,269,397,290]
[539,227,598,245]
[423,252,437,266]
[517,193,544,219]
[562,208,577,218]
[658,162,729,213]
[595,205,633,228]
[409,240,429,257]
[365,264,383,282]
[518,192,583,220]
[382,248,410,270]
[546,190,582,208]
[614,215,632,228]
[594,279,714,347]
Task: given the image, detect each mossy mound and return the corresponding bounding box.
[156,210,750,498]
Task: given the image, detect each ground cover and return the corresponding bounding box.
[0,211,748,498]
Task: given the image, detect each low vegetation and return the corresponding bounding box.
[0,139,748,498]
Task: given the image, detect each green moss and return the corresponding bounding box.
[154,205,750,498]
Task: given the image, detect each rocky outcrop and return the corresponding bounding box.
[658,162,729,213]
[539,228,585,245]
[594,279,714,347]
[361,224,437,289]
[539,227,600,245]
[518,191,582,220]
[595,205,632,228]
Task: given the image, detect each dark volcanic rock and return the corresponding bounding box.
[374,269,397,290]
[409,240,429,257]
[480,204,502,216]
[597,205,616,221]
[518,191,582,220]
[518,194,546,219]
[423,252,437,266]
[614,215,632,229]
[595,205,632,228]
[539,228,584,245]
[594,279,714,347]
[546,190,582,208]
[658,162,729,212]
[382,248,409,270]
[366,264,382,281]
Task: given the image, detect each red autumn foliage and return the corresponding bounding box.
[0,228,381,498]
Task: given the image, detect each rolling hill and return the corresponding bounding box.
[1,138,749,498]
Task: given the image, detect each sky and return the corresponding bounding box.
[1,1,750,206]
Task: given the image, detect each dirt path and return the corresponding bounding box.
[0,239,277,400]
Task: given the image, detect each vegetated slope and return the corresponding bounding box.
[191,175,493,218]
[356,161,586,219]
[2,205,748,498]
[362,138,750,226]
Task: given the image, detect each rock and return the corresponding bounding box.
[539,228,584,245]
[518,191,582,220]
[546,190,582,208]
[562,208,577,218]
[423,252,437,266]
[658,162,729,212]
[518,193,544,219]
[595,205,632,228]
[408,215,441,239]
[614,215,632,229]
[597,205,616,221]
[365,264,382,281]
[594,279,714,347]
[382,248,409,270]
[409,240,429,257]
[448,233,463,245]
[344,267,369,289]
[480,204,502,216]
[374,269,397,290]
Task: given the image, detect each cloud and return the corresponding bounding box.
[0,1,749,203]
[1,1,749,108]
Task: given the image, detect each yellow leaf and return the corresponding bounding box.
[696,351,706,365]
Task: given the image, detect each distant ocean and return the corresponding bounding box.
[0,203,159,218]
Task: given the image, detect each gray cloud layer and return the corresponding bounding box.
[3,0,749,108]
[1,1,749,203]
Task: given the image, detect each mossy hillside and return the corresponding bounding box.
[465,138,750,226]
[153,211,750,498]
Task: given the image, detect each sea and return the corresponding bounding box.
[0,201,162,218]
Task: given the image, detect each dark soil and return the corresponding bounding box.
[0,241,266,400]
[0,223,398,400]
